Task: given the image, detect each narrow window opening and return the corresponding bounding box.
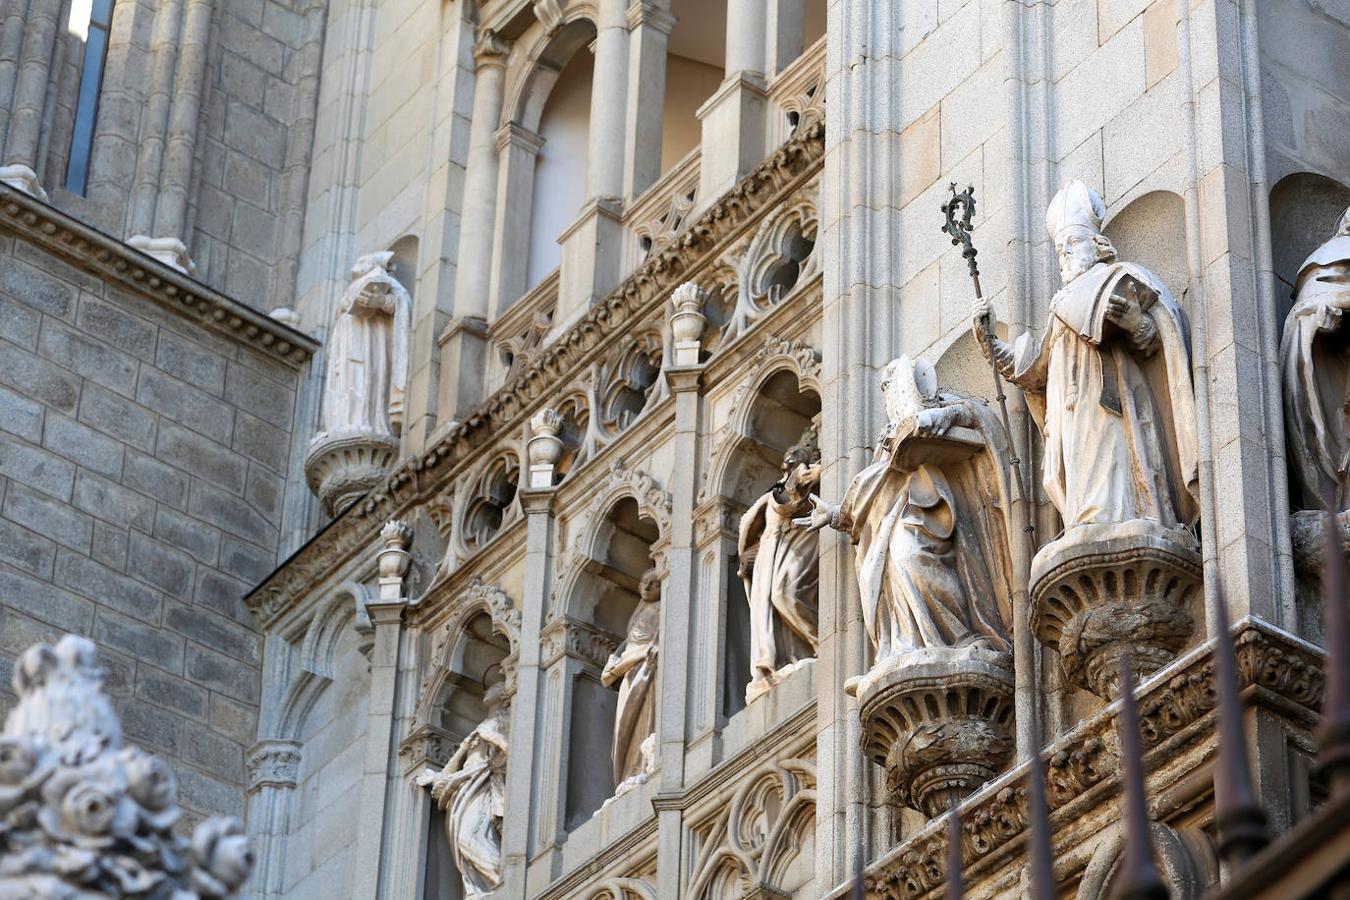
[65,0,114,195]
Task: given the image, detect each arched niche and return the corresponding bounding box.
[1075,823,1218,900]
[1103,190,1190,309]
[713,366,821,718]
[388,234,420,302]
[526,19,598,291]
[1270,172,1350,320]
[562,494,661,830]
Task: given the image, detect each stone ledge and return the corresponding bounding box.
[0,185,318,368]
[824,617,1324,899]
[244,115,826,629]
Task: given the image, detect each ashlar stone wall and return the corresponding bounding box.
[0,207,312,829]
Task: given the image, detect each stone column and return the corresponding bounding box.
[0,0,60,198]
[499,489,556,896]
[696,0,768,200]
[815,0,905,887]
[687,497,741,773]
[436,30,513,423]
[244,740,302,899]
[486,122,547,315]
[652,367,700,900]
[349,523,413,898]
[623,0,676,200]
[556,0,629,327]
[765,0,806,76]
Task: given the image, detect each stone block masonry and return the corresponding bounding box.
[0,225,310,827]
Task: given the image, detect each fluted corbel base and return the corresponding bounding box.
[852,648,1015,818]
[304,430,400,517]
[1031,519,1201,700]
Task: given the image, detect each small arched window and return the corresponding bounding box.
[66,0,115,195]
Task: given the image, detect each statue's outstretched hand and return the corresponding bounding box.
[915,407,956,438]
[792,493,838,532]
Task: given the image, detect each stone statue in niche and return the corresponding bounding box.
[0,635,253,896]
[416,675,509,899]
[319,250,412,439]
[796,356,1017,815]
[1283,207,1350,510]
[602,568,661,796]
[304,251,413,515]
[738,426,822,704]
[974,180,1202,699]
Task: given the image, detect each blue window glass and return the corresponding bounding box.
[65,2,114,195]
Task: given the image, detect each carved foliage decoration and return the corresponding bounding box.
[244,116,828,629]
[0,636,253,898]
[719,182,820,343]
[687,759,816,900]
[593,326,666,440]
[412,578,522,728]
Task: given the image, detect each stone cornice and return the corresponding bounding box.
[833,618,1324,899]
[0,185,317,368]
[245,114,826,629]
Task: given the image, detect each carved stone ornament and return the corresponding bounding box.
[805,357,1017,814]
[528,408,565,488]
[1031,520,1200,699]
[246,740,302,792]
[858,620,1321,899]
[0,635,254,897]
[669,282,708,366]
[975,180,1202,699]
[305,251,412,517]
[0,163,47,201]
[244,115,826,629]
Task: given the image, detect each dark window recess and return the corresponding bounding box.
[65,0,115,195]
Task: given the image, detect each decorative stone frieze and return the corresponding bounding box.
[245,116,825,628]
[246,740,303,792]
[540,617,620,669]
[0,186,316,369]
[1031,521,1201,700]
[399,724,457,773]
[851,620,1324,899]
[0,635,253,897]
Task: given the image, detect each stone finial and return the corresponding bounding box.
[527,408,565,488]
[0,163,48,201]
[377,520,414,601]
[669,282,707,367]
[0,635,254,897]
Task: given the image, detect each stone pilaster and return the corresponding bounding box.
[623,0,677,199]
[487,122,547,316]
[653,366,700,900]
[438,29,511,422]
[697,0,767,200]
[816,0,907,886]
[245,740,303,899]
[500,488,557,896]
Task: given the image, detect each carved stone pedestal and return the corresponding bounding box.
[853,649,1015,817]
[304,430,400,516]
[1031,520,1200,700]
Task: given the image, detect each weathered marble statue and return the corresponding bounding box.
[973,180,1199,534]
[416,680,509,899]
[319,250,412,439]
[602,568,661,793]
[304,251,413,515]
[0,635,253,897]
[797,357,1017,815]
[1282,206,1350,511]
[738,426,822,703]
[976,180,1202,698]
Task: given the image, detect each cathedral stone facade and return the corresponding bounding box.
[1,0,1349,898]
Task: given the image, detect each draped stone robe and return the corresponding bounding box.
[602,594,660,785]
[738,465,820,682]
[426,708,508,899]
[1007,261,1199,530]
[319,258,411,438]
[836,403,1013,664]
[1282,230,1350,509]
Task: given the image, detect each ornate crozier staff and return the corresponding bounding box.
[940,183,1034,539]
